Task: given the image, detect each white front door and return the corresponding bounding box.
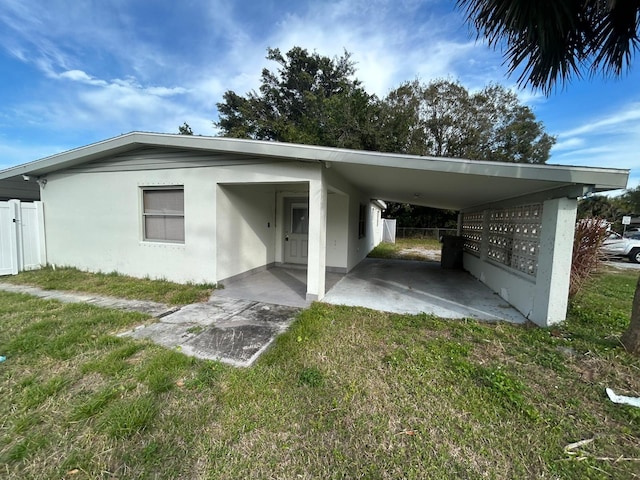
[284,202,309,264]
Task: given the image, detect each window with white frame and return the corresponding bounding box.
[142,187,185,243]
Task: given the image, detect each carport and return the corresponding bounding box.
[274,144,628,327]
[208,142,629,326]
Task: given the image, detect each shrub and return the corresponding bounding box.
[570,218,609,297]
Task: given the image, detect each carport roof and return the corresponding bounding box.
[0,131,629,210]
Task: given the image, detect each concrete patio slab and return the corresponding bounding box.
[323,258,527,323]
[215,266,343,308]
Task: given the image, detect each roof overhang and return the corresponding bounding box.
[0,132,629,210]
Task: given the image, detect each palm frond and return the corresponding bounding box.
[458,0,640,93]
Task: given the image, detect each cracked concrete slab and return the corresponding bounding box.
[120,299,300,367]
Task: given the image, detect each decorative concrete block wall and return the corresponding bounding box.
[462,198,577,327]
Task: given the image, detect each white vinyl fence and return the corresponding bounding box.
[0,200,46,275]
[382,219,396,243]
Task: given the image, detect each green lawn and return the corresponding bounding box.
[0,267,639,479]
[0,266,214,305]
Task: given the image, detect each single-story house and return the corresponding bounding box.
[0,132,629,326]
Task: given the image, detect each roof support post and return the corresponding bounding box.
[306,175,327,301]
[531,197,577,326]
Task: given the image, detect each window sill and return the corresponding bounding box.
[139,241,186,248]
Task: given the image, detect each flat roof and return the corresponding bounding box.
[0,132,629,210]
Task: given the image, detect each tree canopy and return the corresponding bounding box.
[457,0,640,93]
[216,47,554,164]
[379,79,554,163]
[216,47,380,150]
[178,122,194,135]
[576,187,640,230]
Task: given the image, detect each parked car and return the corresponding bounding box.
[601,232,640,263]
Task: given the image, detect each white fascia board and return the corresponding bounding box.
[0,132,630,191]
[161,133,628,188]
[0,133,140,179]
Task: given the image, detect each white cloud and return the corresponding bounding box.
[145,86,189,97]
[58,69,108,86]
[258,0,505,98]
[549,102,640,175]
[560,103,640,137]
[552,137,585,152]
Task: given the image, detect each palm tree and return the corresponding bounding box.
[457,0,640,93]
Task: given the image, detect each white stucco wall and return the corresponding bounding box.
[322,168,384,272]
[42,161,326,285]
[41,168,218,284]
[370,204,384,247]
[532,197,577,326]
[463,253,537,319]
[326,193,349,270]
[306,176,327,300]
[345,198,384,271]
[216,184,277,281]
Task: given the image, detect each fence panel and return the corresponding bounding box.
[0,200,45,275]
[382,219,396,243]
[18,202,44,271]
[0,202,18,275]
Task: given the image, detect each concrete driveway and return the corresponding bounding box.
[220,259,527,323]
[604,259,640,271]
[323,258,526,323]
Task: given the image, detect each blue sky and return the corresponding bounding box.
[1,0,638,188]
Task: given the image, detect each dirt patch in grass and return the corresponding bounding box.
[369,238,442,262]
[397,246,441,261]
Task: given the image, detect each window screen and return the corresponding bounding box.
[142,188,185,243]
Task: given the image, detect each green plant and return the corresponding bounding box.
[0,266,214,304]
[298,366,324,387]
